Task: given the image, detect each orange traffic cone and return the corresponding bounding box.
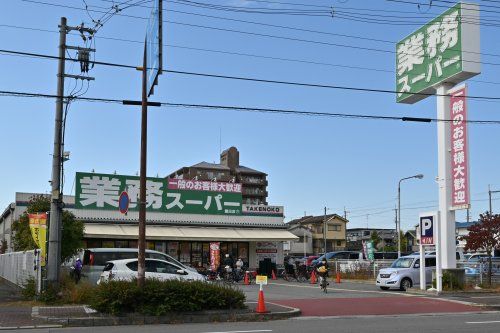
[256,289,267,313]
[244,271,250,285]
[310,270,317,284]
[336,271,341,284]
[271,270,277,280]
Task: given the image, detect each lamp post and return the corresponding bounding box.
[398,174,424,258]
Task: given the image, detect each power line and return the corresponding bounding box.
[1,88,500,124]
[15,0,500,75]
[3,47,500,102]
[3,22,500,88]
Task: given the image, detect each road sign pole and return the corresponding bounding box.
[436,83,457,272]
[419,242,425,290]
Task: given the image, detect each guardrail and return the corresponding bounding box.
[0,250,37,287]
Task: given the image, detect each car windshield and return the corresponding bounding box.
[390,258,414,268]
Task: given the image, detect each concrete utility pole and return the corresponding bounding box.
[323,207,327,254]
[47,17,67,284]
[488,185,500,215]
[47,18,95,285]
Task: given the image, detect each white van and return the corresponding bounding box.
[80,248,193,284]
[376,254,436,291]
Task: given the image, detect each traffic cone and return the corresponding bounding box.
[271,270,277,280]
[244,271,250,285]
[256,289,267,313]
[336,271,341,284]
[310,270,317,284]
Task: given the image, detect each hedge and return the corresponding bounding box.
[89,279,246,316]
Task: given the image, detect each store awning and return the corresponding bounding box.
[84,224,298,242]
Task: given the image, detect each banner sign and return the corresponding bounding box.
[209,242,220,271]
[76,172,242,215]
[449,85,470,210]
[396,2,480,104]
[242,205,284,216]
[28,213,47,266]
[168,179,242,193]
[419,215,435,245]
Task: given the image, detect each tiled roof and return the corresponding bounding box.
[190,162,230,170]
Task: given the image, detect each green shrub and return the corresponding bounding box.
[90,279,246,316]
[21,277,37,300]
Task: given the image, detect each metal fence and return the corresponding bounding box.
[329,259,394,279]
[457,259,500,287]
[0,250,36,287]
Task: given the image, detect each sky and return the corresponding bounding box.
[1,0,499,231]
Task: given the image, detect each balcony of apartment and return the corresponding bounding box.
[242,187,268,197]
[240,176,268,186]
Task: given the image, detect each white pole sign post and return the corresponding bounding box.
[396,2,480,291]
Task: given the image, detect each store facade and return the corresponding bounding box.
[73,172,296,271]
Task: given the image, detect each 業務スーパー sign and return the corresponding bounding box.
[75,172,242,215]
[396,2,480,104]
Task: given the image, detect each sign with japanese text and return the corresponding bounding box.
[242,205,284,217]
[209,242,220,271]
[396,2,480,104]
[168,179,242,193]
[75,172,242,215]
[256,275,268,285]
[420,215,434,245]
[28,213,47,266]
[449,85,470,210]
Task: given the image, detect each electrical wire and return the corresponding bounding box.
[3,47,500,102]
[1,89,500,124]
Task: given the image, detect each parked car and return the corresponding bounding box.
[97,258,206,284]
[411,250,464,262]
[80,248,195,284]
[376,254,436,291]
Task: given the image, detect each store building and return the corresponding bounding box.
[1,171,295,271]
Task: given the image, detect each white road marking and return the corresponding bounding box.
[470,296,500,299]
[201,330,272,333]
[466,320,500,324]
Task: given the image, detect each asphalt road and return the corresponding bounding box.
[5,312,499,333]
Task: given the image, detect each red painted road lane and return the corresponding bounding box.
[272,297,480,316]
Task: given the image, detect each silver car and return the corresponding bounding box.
[97,258,206,284]
[376,255,436,291]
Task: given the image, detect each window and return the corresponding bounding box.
[126,261,138,271]
[336,240,342,247]
[328,224,342,231]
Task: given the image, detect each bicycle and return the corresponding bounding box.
[318,273,328,293]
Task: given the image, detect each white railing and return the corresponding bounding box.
[0,250,37,287]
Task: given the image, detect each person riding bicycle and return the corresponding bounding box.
[315,259,329,287]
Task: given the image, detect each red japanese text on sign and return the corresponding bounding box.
[450,86,470,210]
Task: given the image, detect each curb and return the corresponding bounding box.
[33,304,301,327]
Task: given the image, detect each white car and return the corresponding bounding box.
[97,258,206,284]
[376,255,436,291]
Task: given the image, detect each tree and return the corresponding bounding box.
[461,212,500,286]
[370,231,381,249]
[11,195,84,261]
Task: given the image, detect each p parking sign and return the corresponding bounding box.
[419,214,435,245]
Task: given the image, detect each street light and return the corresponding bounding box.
[398,174,424,258]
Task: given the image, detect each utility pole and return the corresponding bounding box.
[137,45,148,288]
[323,207,327,254]
[47,17,95,285]
[394,207,398,249]
[488,185,500,215]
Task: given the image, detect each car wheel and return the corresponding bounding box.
[380,286,390,290]
[400,278,412,291]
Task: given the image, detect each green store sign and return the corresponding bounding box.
[75,172,243,215]
[396,2,480,104]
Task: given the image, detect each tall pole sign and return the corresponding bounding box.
[138,0,163,288]
[396,3,480,292]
